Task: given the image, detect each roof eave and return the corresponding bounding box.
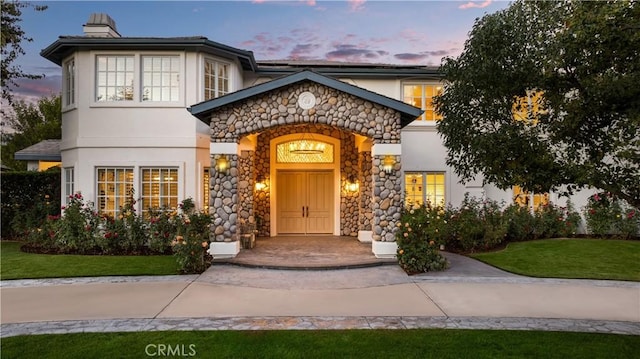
[40,37,257,71]
[14,154,62,161]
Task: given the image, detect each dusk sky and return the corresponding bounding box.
[12,0,510,101]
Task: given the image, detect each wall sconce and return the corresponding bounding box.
[346,175,359,192]
[255,175,266,191]
[216,155,229,174]
[382,155,396,174]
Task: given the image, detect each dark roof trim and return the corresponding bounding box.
[14,140,62,161]
[188,70,423,128]
[14,153,62,161]
[41,37,257,71]
[255,66,443,79]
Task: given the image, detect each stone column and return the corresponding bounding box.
[370,143,402,258]
[210,153,239,242]
[237,150,255,224]
[358,150,373,232]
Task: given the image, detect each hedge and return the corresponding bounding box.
[1,170,61,239]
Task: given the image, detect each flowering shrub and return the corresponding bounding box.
[20,193,213,273]
[400,194,583,256]
[171,198,212,274]
[503,203,536,241]
[443,195,508,252]
[55,193,101,252]
[147,207,176,254]
[585,193,639,239]
[118,191,147,252]
[396,204,449,274]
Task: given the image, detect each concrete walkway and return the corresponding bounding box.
[1,254,639,338]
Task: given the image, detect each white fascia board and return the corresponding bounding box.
[371,143,402,156]
[210,142,238,155]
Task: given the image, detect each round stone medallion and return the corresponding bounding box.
[298,91,316,109]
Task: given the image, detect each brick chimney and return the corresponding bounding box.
[83,13,120,38]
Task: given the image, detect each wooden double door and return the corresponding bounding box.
[276,170,334,234]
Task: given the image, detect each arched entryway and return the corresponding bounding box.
[269,131,341,236]
[188,70,423,258]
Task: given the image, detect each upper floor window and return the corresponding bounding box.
[96,56,134,102]
[142,56,180,102]
[63,59,75,106]
[403,84,443,121]
[204,59,229,100]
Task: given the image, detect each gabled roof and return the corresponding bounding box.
[188,70,423,128]
[41,36,257,71]
[14,139,61,161]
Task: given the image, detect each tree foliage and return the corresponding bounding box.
[1,0,47,104]
[1,94,61,170]
[435,0,640,208]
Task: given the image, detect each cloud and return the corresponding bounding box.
[393,49,455,64]
[325,44,385,62]
[290,43,322,59]
[394,53,429,61]
[458,0,493,10]
[347,0,366,12]
[9,76,61,99]
[399,29,428,45]
[240,32,288,57]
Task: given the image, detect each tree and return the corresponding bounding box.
[434,0,640,209]
[1,94,61,170]
[1,0,48,104]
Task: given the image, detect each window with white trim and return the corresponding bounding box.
[140,168,179,213]
[405,172,445,207]
[64,167,74,204]
[96,56,134,101]
[204,59,229,100]
[403,83,443,121]
[96,167,134,217]
[63,59,75,106]
[513,185,549,212]
[142,56,180,102]
[203,168,210,212]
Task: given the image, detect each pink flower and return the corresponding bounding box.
[593,193,601,201]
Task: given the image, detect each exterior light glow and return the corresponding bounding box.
[216,155,229,174]
[382,155,396,174]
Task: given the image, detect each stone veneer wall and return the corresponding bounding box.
[237,150,255,226]
[252,124,359,236]
[372,155,402,241]
[208,80,404,242]
[209,81,401,144]
[210,154,239,242]
[358,151,373,231]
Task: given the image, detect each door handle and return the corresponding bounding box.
[306,206,309,217]
[302,206,305,217]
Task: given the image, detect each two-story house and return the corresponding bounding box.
[41,14,590,258]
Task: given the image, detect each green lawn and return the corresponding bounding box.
[1,330,638,359]
[471,239,640,281]
[0,241,179,280]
